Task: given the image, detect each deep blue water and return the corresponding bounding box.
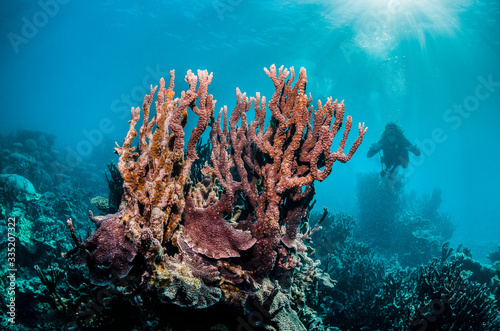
[1,0,499,256]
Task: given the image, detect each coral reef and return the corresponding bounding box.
[311,212,397,330]
[310,212,500,330]
[0,129,109,329]
[409,257,500,330]
[2,68,500,331]
[355,171,455,266]
[61,65,366,329]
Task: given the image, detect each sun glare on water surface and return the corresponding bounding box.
[315,0,473,56]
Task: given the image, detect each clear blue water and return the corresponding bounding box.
[1,0,499,260]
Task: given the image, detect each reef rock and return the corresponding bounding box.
[0,174,41,201]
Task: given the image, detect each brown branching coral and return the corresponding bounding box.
[64,70,216,285]
[115,69,215,244]
[205,64,367,276]
[63,65,366,329]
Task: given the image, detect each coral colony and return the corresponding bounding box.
[62,65,367,328]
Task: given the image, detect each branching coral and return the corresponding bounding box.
[64,70,215,284]
[410,258,500,330]
[63,65,366,328]
[35,264,66,313]
[204,65,367,275]
[104,162,124,214]
[115,69,215,244]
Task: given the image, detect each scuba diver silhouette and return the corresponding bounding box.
[367,122,421,177]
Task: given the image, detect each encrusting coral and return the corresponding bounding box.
[183,189,257,259]
[63,65,367,327]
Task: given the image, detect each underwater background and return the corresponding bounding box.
[1,0,500,330]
